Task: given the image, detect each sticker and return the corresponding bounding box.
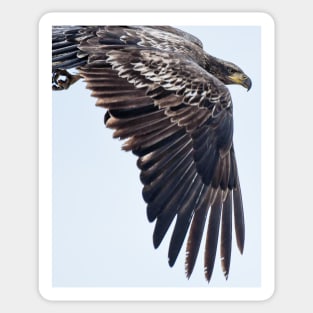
[39,12,275,301]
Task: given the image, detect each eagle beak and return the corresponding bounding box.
[242,76,252,91]
[229,73,252,91]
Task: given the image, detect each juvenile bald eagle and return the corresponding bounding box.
[52,26,252,283]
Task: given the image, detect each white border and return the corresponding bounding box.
[39,12,275,301]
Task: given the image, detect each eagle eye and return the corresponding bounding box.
[227,67,236,75]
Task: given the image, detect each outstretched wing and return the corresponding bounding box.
[52,26,245,282]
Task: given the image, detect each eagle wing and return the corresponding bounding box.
[52,26,245,282]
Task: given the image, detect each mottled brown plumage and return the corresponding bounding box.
[52,25,251,283]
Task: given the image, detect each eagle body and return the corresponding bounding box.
[52,26,251,283]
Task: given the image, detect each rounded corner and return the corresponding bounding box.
[259,283,276,302]
[38,12,55,28]
[258,12,276,28]
[38,285,54,302]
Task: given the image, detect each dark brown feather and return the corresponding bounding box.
[233,181,245,254]
[151,162,197,246]
[168,174,203,267]
[204,192,223,282]
[220,191,232,279]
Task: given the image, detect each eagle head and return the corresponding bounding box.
[206,57,252,91]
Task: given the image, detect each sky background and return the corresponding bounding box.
[52,25,261,288]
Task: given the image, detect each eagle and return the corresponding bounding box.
[52,25,252,283]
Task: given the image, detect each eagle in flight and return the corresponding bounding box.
[52,25,252,283]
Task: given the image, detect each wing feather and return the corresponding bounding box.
[220,191,232,279]
[204,191,223,282]
[185,186,214,278]
[152,161,197,248]
[142,146,193,203]
[168,174,203,266]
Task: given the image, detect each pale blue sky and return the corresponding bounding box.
[52,26,261,287]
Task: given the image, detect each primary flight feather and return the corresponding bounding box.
[52,25,251,283]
